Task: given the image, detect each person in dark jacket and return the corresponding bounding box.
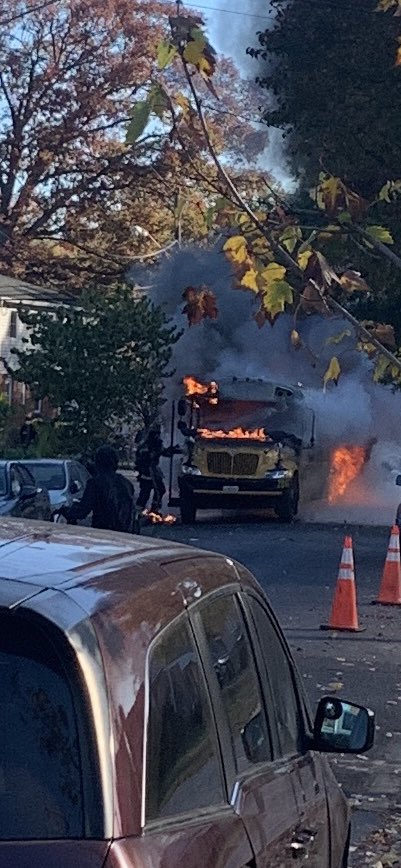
[135,422,176,513]
[58,445,135,532]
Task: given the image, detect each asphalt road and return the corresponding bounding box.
[142,514,401,848]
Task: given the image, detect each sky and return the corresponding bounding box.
[182,0,294,187]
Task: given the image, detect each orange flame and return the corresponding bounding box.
[143,509,176,525]
[328,446,366,503]
[198,426,267,441]
[183,376,218,398]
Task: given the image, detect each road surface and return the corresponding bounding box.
[142,515,401,853]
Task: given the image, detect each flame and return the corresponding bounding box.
[183,376,218,400]
[328,446,366,503]
[143,509,176,525]
[198,426,267,441]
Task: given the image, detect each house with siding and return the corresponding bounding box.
[0,275,73,406]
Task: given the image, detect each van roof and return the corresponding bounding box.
[0,519,245,618]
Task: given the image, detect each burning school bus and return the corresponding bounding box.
[170,376,325,524]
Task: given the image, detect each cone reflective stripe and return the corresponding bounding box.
[321,536,364,632]
[374,525,401,606]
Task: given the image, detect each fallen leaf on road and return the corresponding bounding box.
[328,681,343,691]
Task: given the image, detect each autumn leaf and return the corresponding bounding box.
[368,322,396,348]
[150,84,169,120]
[297,249,313,271]
[223,234,248,264]
[157,41,177,69]
[126,99,152,143]
[312,174,364,217]
[240,268,259,291]
[373,355,391,382]
[326,329,352,346]
[300,281,328,315]
[339,270,370,293]
[291,329,302,349]
[279,225,302,253]
[260,280,293,322]
[323,357,341,389]
[376,0,401,14]
[366,225,394,244]
[259,262,286,286]
[182,285,218,325]
[378,180,401,201]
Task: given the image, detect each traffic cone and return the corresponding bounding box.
[373,525,401,606]
[321,536,364,632]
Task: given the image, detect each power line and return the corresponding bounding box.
[167,1,272,20]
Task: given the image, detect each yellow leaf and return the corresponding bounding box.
[223,235,248,264]
[175,93,191,117]
[327,681,343,692]
[279,225,302,253]
[366,225,394,244]
[339,270,370,293]
[326,329,352,346]
[323,357,341,390]
[261,280,293,321]
[260,262,286,287]
[240,268,259,292]
[198,55,213,76]
[291,329,302,349]
[373,355,391,382]
[183,34,206,66]
[297,249,313,271]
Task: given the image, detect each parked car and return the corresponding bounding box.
[16,459,90,514]
[0,461,51,521]
[0,519,374,868]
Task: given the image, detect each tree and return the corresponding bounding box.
[253,0,401,196]
[249,0,401,345]
[0,0,267,288]
[8,286,178,451]
[133,10,401,389]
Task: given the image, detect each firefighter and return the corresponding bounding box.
[135,422,180,516]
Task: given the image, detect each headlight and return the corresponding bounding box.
[266,469,292,480]
[181,465,202,475]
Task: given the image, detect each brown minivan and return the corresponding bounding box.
[0,519,374,868]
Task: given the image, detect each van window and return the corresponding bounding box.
[200,594,271,776]
[146,617,224,821]
[0,617,84,840]
[249,597,303,757]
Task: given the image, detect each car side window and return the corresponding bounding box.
[146,616,224,822]
[200,594,271,776]
[248,596,303,758]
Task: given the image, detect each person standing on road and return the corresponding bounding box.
[135,423,167,514]
[58,445,135,532]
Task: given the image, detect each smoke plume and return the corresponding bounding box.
[131,246,401,524]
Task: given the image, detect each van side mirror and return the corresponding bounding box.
[396,474,401,487]
[313,696,375,754]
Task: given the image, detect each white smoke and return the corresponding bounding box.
[131,246,401,524]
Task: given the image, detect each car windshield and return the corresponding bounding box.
[0,467,7,496]
[27,462,66,491]
[0,616,84,840]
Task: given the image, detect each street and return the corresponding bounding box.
[143,515,401,863]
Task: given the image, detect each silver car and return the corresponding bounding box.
[18,459,90,515]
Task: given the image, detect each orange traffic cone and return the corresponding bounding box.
[321,536,364,632]
[373,525,401,606]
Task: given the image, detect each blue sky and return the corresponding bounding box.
[199,0,292,187]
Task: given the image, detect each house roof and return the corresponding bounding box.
[0,274,73,306]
